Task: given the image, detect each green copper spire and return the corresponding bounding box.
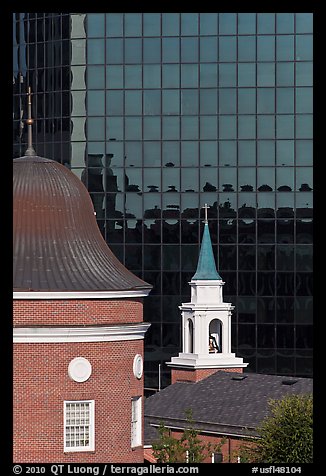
[192,205,222,281]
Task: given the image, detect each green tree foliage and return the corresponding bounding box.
[152,409,226,463]
[238,394,313,463]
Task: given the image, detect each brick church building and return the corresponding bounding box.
[13,96,152,463]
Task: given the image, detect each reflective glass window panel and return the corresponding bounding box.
[257,297,275,322]
[276,167,294,192]
[276,115,294,139]
[144,194,161,220]
[124,13,142,36]
[106,39,123,64]
[200,13,218,35]
[162,13,180,36]
[238,272,256,296]
[200,168,218,191]
[276,299,295,324]
[237,324,256,349]
[144,167,161,192]
[181,193,199,219]
[200,89,218,114]
[162,38,180,63]
[181,117,198,140]
[87,90,105,116]
[87,65,105,89]
[257,63,275,87]
[237,63,256,87]
[296,115,313,139]
[257,272,275,296]
[295,140,312,166]
[200,116,218,140]
[218,193,237,218]
[72,39,86,65]
[276,140,294,166]
[238,88,256,114]
[276,88,294,114]
[295,62,313,87]
[125,244,142,268]
[218,36,236,62]
[258,219,275,243]
[71,91,86,117]
[181,244,199,271]
[163,142,180,167]
[162,64,180,88]
[71,66,86,90]
[296,273,313,297]
[143,65,161,88]
[276,195,294,218]
[296,13,313,33]
[200,141,218,167]
[219,169,236,191]
[162,117,180,140]
[182,169,198,192]
[144,245,161,270]
[257,13,275,34]
[219,116,236,139]
[239,246,256,270]
[257,88,275,114]
[276,13,294,33]
[143,13,161,36]
[237,297,256,323]
[258,245,275,270]
[258,167,275,191]
[276,63,294,86]
[219,89,236,114]
[219,63,237,87]
[238,193,256,218]
[276,272,295,296]
[143,38,161,63]
[106,117,123,141]
[181,13,198,35]
[125,38,142,63]
[124,65,142,88]
[181,141,198,167]
[219,219,236,243]
[106,13,123,37]
[296,245,313,272]
[296,35,313,61]
[219,141,237,166]
[181,38,198,63]
[144,90,161,115]
[276,245,294,270]
[144,218,161,243]
[106,141,124,168]
[200,64,218,87]
[238,141,256,166]
[181,64,199,88]
[295,296,313,324]
[238,116,256,139]
[106,65,123,88]
[125,142,142,167]
[296,218,313,244]
[295,325,313,349]
[296,192,313,218]
[257,115,275,139]
[238,167,256,191]
[162,220,180,244]
[163,167,180,192]
[200,37,218,62]
[144,142,161,167]
[162,271,180,294]
[163,192,180,216]
[125,192,142,219]
[238,13,256,34]
[238,36,256,61]
[296,167,313,192]
[181,90,198,115]
[106,90,123,115]
[87,39,105,64]
[144,117,161,140]
[124,117,141,140]
[276,36,294,61]
[296,88,313,114]
[257,36,275,61]
[219,13,236,35]
[258,324,275,348]
[124,90,142,115]
[162,89,180,115]
[219,245,236,270]
[257,193,275,218]
[87,117,104,141]
[87,13,105,38]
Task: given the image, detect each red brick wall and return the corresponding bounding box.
[171,367,243,384]
[13,298,143,327]
[13,340,145,463]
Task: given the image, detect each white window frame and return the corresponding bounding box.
[64,400,95,452]
[131,396,142,448]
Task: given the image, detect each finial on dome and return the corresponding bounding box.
[25,87,36,156]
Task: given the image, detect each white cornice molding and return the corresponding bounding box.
[13,323,151,343]
[13,290,151,300]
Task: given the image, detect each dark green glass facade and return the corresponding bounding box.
[13,13,313,387]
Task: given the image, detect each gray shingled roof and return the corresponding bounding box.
[144,371,313,443]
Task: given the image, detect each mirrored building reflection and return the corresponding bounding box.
[13,13,313,388]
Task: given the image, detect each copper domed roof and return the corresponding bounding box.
[13,155,152,293]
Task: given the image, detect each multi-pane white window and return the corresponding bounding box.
[131,396,142,448]
[64,400,95,452]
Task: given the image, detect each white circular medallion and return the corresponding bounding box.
[68,357,92,383]
[133,354,143,379]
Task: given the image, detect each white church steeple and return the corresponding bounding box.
[167,205,248,383]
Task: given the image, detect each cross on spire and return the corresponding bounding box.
[202,203,209,224]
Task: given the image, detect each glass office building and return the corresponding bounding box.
[13,13,313,388]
